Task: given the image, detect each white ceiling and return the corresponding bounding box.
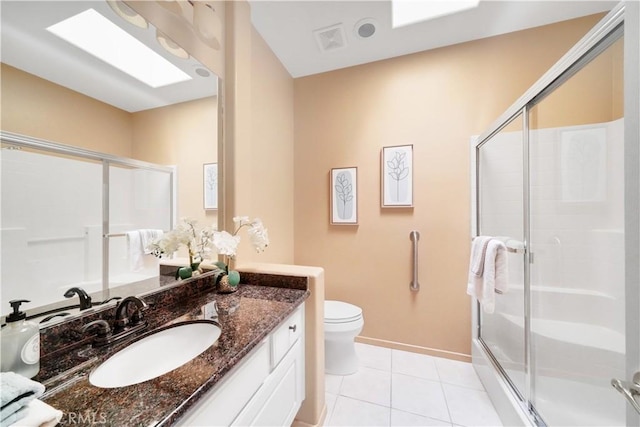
[249,0,618,78]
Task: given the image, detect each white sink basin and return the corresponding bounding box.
[89,321,221,388]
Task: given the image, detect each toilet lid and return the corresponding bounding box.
[325,300,363,323]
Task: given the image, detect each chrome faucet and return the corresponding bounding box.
[64,287,92,310]
[114,296,148,331]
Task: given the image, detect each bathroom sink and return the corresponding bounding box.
[89,321,221,388]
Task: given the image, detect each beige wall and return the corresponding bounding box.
[224,1,295,265]
[132,97,218,228]
[248,27,295,264]
[1,63,132,157]
[531,36,624,129]
[293,14,603,358]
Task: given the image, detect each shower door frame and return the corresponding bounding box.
[471,2,640,426]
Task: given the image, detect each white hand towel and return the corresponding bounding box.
[126,231,144,272]
[467,238,508,313]
[10,399,62,427]
[469,236,493,277]
[139,229,163,255]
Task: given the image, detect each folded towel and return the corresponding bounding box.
[10,399,63,427]
[126,231,144,272]
[140,229,163,255]
[0,407,26,427]
[467,237,508,313]
[0,373,44,425]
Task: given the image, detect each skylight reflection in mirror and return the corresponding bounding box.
[47,8,191,88]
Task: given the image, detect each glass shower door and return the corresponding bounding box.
[477,114,527,402]
[107,163,173,291]
[528,34,628,426]
[1,144,103,308]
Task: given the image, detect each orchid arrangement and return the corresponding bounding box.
[148,218,213,273]
[148,216,269,280]
[213,216,269,259]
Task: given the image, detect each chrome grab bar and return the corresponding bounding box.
[611,372,640,415]
[409,231,420,292]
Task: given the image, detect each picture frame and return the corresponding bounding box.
[330,167,358,225]
[203,163,218,210]
[381,144,413,207]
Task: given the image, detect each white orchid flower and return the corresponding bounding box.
[213,230,241,257]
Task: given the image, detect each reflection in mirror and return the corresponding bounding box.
[1,1,220,322]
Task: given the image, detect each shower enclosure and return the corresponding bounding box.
[1,131,175,316]
[471,3,639,426]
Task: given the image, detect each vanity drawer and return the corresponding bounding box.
[270,306,303,368]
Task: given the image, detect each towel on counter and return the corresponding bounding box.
[0,372,45,427]
[10,399,63,427]
[467,236,508,314]
[126,231,144,272]
[1,407,26,427]
[139,229,163,255]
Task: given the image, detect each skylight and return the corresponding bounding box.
[391,0,480,29]
[47,8,191,88]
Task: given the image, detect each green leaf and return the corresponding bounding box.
[214,261,228,272]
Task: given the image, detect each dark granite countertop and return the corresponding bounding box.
[41,283,309,427]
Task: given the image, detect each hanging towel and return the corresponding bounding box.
[467,237,508,313]
[139,229,163,255]
[126,231,144,272]
[469,236,493,277]
[10,399,63,427]
[0,373,45,427]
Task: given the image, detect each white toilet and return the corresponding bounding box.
[324,300,364,375]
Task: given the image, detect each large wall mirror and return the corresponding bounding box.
[1,0,224,322]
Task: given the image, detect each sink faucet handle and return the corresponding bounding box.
[81,319,112,347]
[114,296,148,329]
[64,287,93,310]
[131,303,148,325]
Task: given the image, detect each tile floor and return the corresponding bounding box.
[324,343,503,427]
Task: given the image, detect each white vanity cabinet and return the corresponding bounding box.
[178,305,305,426]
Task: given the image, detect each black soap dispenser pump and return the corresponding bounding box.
[1,300,40,378]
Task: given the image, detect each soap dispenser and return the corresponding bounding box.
[1,300,40,378]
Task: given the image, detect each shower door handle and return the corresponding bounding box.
[611,372,640,414]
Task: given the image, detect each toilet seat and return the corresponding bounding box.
[325,300,363,324]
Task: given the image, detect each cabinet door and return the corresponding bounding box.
[250,340,304,426]
[271,306,303,368]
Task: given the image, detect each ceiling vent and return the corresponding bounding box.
[313,23,347,53]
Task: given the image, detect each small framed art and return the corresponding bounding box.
[381,144,413,207]
[203,163,218,210]
[330,167,358,225]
